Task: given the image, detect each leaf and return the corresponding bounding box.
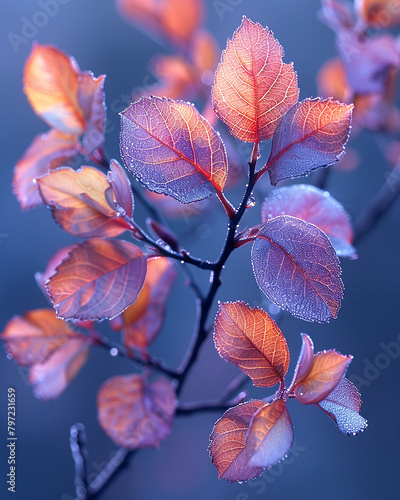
[212,17,299,143]
[97,373,177,449]
[147,54,196,101]
[120,96,228,204]
[23,44,85,134]
[46,238,147,321]
[77,72,106,153]
[209,400,265,482]
[293,349,352,404]
[116,0,204,46]
[37,166,131,238]
[320,0,356,31]
[317,57,350,103]
[144,191,210,218]
[107,159,134,218]
[261,185,356,258]
[1,309,82,365]
[251,215,343,323]
[355,0,400,28]
[214,302,289,388]
[317,378,368,435]
[336,30,400,95]
[245,399,294,468]
[288,333,314,391]
[267,98,353,185]
[35,244,78,297]
[29,336,92,400]
[13,130,79,210]
[114,257,177,351]
[191,29,219,81]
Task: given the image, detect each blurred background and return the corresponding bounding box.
[1,1,399,499]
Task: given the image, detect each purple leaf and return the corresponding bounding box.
[288,333,314,391]
[251,215,343,323]
[261,184,356,258]
[317,378,368,435]
[267,98,352,185]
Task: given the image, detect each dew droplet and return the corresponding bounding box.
[6,353,13,360]
[246,196,256,208]
[110,347,119,357]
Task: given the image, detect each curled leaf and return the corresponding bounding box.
[288,333,314,391]
[107,159,134,218]
[97,373,177,449]
[246,399,293,468]
[293,349,352,404]
[261,185,355,258]
[209,400,265,482]
[13,130,79,210]
[214,302,289,387]
[267,98,353,185]
[120,96,228,204]
[317,378,368,435]
[251,215,343,323]
[212,17,299,142]
[37,166,131,238]
[46,238,147,321]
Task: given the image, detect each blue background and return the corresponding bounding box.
[1,1,399,499]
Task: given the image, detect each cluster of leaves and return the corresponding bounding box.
[210,302,367,481]
[318,0,400,143]
[3,4,367,492]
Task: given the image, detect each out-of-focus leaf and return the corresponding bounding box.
[23,44,85,134]
[267,98,353,185]
[116,0,204,46]
[120,96,228,203]
[144,191,210,219]
[317,57,351,103]
[209,400,265,481]
[212,17,299,143]
[37,166,131,238]
[320,0,356,30]
[77,72,106,153]
[29,336,92,400]
[337,30,400,94]
[355,0,400,28]
[107,159,134,218]
[261,185,356,258]
[251,215,343,323]
[191,28,219,83]
[118,257,177,351]
[293,349,352,404]
[97,373,177,449]
[288,333,314,391]
[317,378,368,434]
[47,238,147,321]
[214,302,289,388]
[245,399,293,468]
[1,309,82,365]
[13,130,79,210]
[147,54,196,101]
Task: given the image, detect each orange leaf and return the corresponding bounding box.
[35,244,78,297]
[147,54,196,100]
[97,373,177,449]
[355,0,400,28]
[212,17,299,143]
[317,57,351,104]
[119,257,176,351]
[29,336,92,400]
[117,0,204,46]
[209,400,265,481]
[37,166,131,238]
[1,309,82,365]
[47,238,147,321]
[293,349,352,404]
[245,399,293,468]
[191,29,219,83]
[214,302,289,388]
[120,96,228,204]
[13,130,79,210]
[23,44,85,135]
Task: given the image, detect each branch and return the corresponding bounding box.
[354,164,400,243]
[87,448,135,498]
[70,424,89,500]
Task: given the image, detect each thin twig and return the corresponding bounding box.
[70,424,89,500]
